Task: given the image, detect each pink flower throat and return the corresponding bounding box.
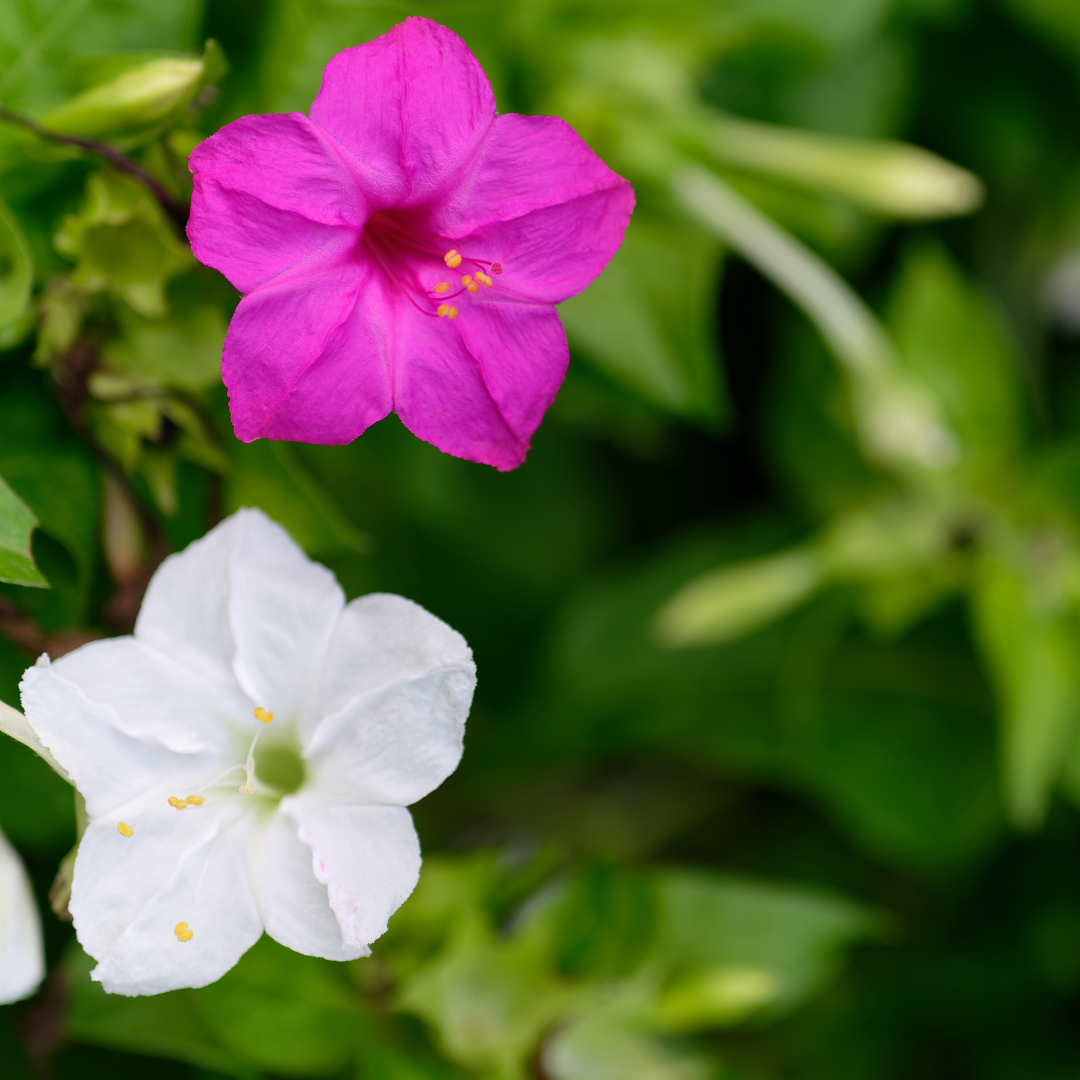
[362,209,503,320]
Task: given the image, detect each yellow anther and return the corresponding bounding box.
[461,274,472,285]
[239,781,255,795]
[476,272,492,287]
[253,707,273,724]
[447,307,458,319]
[117,821,133,838]
[174,922,193,942]
[437,304,450,317]
[444,249,462,268]
[467,283,479,294]
[434,282,450,294]
[168,796,187,810]
[185,795,204,806]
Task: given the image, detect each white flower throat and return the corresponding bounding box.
[115,705,300,945]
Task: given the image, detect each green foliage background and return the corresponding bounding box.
[3,0,1080,1077]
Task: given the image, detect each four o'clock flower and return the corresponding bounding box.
[187,16,634,471]
[19,508,475,996]
[0,826,45,1004]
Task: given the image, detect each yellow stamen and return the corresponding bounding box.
[447,307,458,319]
[253,707,273,724]
[185,795,204,806]
[467,282,479,294]
[437,304,450,317]
[174,922,193,942]
[444,249,462,268]
[168,796,187,810]
[480,272,492,287]
[460,274,472,285]
[434,282,450,294]
[239,781,255,796]
[117,821,133,838]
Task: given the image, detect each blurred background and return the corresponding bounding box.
[2,0,1080,1076]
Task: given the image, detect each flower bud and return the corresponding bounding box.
[40,57,205,139]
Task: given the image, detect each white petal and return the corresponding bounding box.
[82,805,262,995]
[306,664,473,806]
[253,810,368,962]
[136,508,344,725]
[311,593,474,723]
[21,661,220,819]
[51,637,236,757]
[0,828,44,1004]
[282,795,420,949]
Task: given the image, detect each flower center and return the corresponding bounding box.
[361,209,503,321]
[254,743,304,795]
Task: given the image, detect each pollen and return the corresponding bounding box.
[239,780,256,795]
[437,304,450,317]
[444,249,462,268]
[447,307,458,319]
[475,271,492,288]
[434,282,450,294]
[464,274,479,294]
[461,274,472,285]
[117,821,133,838]
[168,796,187,810]
[185,795,205,806]
[174,921,194,942]
[253,707,273,724]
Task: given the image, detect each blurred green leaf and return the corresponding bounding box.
[226,440,371,558]
[972,538,1080,827]
[559,213,726,424]
[647,870,878,1025]
[0,472,47,587]
[54,169,192,317]
[0,194,32,332]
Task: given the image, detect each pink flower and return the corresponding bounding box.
[188,17,634,470]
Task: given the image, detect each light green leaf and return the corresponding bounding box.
[0,194,32,332]
[559,213,726,424]
[53,170,192,317]
[647,870,878,1026]
[972,540,1080,827]
[0,471,47,587]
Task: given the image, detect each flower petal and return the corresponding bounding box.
[81,807,262,996]
[393,300,569,470]
[436,113,633,303]
[0,828,43,1004]
[282,796,421,948]
[50,637,237,757]
[254,810,368,961]
[312,593,474,726]
[306,669,473,807]
[21,658,219,819]
[309,17,495,206]
[188,112,366,293]
[223,250,394,444]
[136,509,345,726]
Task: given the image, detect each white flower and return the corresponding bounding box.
[19,508,475,996]
[0,825,44,1003]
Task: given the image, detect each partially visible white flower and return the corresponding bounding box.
[0,826,44,1003]
[19,509,475,996]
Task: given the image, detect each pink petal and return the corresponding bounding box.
[392,299,569,471]
[188,113,366,293]
[309,17,495,207]
[223,247,392,443]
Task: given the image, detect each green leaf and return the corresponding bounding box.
[558,212,726,424]
[53,170,192,317]
[0,194,32,332]
[647,870,878,1026]
[888,241,1026,488]
[226,440,371,559]
[0,471,47,587]
[972,539,1080,827]
[194,937,363,1077]
[63,943,258,1079]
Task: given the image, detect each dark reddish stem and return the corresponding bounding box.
[0,107,188,231]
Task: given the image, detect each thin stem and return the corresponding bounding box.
[0,106,187,231]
